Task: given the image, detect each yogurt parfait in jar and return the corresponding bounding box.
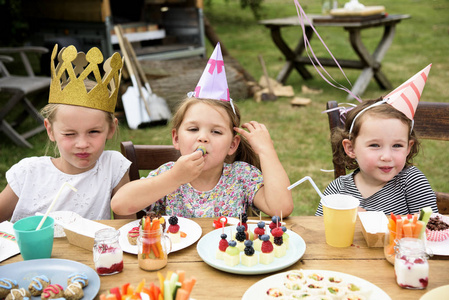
[394,238,430,289]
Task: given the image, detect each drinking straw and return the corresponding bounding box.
[287,176,328,206]
[36,182,77,230]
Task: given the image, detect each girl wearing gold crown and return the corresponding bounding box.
[0,45,135,222]
[111,43,294,218]
[316,65,438,216]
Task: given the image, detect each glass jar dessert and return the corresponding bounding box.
[394,238,430,289]
[93,228,123,275]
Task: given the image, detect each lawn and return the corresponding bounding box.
[1,0,448,216]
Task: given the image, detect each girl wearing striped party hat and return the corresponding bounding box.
[112,43,293,218]
[316,64,438,216]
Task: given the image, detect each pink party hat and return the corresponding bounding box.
[192,43,231,102]
[384,64,432,120]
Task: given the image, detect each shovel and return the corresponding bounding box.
[114,25,171,129]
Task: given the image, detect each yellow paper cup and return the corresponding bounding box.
[322,194,360,247]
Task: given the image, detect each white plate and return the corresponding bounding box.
[242,270,391,300]
[420,284,449,300]
[0,258,100,299]
[119,217,202,254]
[196,225,306,275]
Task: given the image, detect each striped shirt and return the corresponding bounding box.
[315,166,439,216]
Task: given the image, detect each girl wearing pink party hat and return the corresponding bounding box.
[112,43,293,218]
[316,64,438,216]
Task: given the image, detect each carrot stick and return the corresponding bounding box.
[403,223,413,238]
[175,289,189,300]
[413,220,424,238]
[151,243,160,258]
[412,213,418,224]
[396,218,403,240]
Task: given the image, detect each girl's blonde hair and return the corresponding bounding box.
[332,98,420,171]
[41,80,117,156]
[172,97,261,169]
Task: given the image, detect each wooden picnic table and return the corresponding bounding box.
[2,216,448,299]
[259,14,410,99]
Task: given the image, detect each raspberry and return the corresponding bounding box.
[168,216,178,225]
[244,246,255,256]
[168,224,180,233]
[261,241,274,253]
[219,239,228,251]
[236,231,246,242]
[269,222,277,230]
[272,228,283,237]
[254,227,265,235]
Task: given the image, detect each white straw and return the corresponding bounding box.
[287,176,328,206]
[36,182,77,230]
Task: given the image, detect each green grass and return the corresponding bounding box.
[1,0,448,216]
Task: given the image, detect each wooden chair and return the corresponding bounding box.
[326,100,449,214]
[120,141,181,182]
[120,141,181,218]
[0,47,51,148]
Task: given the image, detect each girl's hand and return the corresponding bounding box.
[171,150,205,185]
[234,121,274,155]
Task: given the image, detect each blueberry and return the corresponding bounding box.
[281,226,287,232]
[236,225,245,232]
[261,234,270,241]
[244,240,253,247]
[257,221,265,228]
[220,233,227,239]
[271,216,280,223]
[228,240,237,247]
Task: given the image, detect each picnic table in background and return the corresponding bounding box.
[258,14,410,100]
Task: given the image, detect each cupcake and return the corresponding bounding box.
[425,214,449,242]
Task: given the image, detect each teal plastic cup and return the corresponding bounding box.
[13,215,55,260]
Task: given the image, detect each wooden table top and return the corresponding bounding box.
[259,14,411,28]
[2,216,447,299]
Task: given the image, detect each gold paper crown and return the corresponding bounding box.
[49,45,123,113]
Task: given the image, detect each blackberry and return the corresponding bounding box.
[241,213,248,223]
[168,216,178,225]
[236,231,246,242]
[244,246,255,256]
[274,236,283,246]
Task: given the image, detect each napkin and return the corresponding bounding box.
[358,211,389,233]
[0,221,20,262]
[358,211,389,247]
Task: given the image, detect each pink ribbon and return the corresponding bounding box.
[207,59,224,75]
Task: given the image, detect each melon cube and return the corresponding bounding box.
[224,252,240,267]
[259,252,274,265]
[274,244,287,258]
[241,253,258,267]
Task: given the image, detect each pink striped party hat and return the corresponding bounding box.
[384,64,432,120]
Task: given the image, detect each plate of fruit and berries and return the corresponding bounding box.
[119,215,202,254]
[196,218,306,275]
